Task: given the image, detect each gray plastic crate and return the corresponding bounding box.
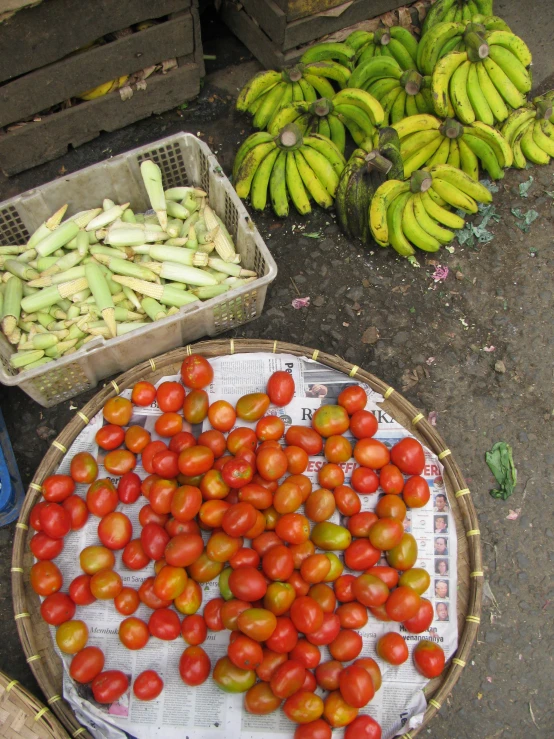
[0,133,277,407]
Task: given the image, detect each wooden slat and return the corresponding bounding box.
[273,0,347,21]
[240,0,287,45]
[0,0,191,83]
[221,1,287,70]
[0,63,201,176]
[0,16,194,128]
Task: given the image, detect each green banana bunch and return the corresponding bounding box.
[429,26,532,125]
[345,26,419,71]
[369,164,492,256]
[335,127,404,243]
[391,114,512,179]
[349,56,434,125]
[233,124,346,217]
[267,88,385,153]
[417,16,512,76]
[422,0,495,33]
[300,41,356,69]
[501,100,554,168]
[236,58,352,132]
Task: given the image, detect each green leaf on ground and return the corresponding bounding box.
[485,441,517,500]
[519,176,534,197]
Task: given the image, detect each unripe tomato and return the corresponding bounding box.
[375,494,406,520]
[324,435,352,464]
[237,608,277,642]
[125,425,151,452]
[305,488,335,523]
[352,574,389,607]
[154,565,188,601]
[399,568,430,595]
[266,371,295,406]
[273,481,302,514]
[368,518,404,551]
[312,405,349,438]
[236,393,270,422]
[283,691,324,724]
[213,656,256,693]
[174,579,203,616]
[90,569,122,599]
[183,389,209,424]
[70,452,98,486]
[386,533,418,571]
[56,619,88,654]
[104,449,136,476]
[324,690,358,728]
[186,552,224,583]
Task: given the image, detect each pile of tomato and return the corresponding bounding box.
[28,354,447,739]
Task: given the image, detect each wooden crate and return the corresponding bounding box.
[0,0,204,176]
[223,0,406,54]
[274,0,347,22]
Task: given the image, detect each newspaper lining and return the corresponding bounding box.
[47,353,457,739]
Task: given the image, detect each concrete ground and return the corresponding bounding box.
[1,5,553,737]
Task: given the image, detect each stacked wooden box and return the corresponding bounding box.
[221,0,407,69]
[0,0,205,175]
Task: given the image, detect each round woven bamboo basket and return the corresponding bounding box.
[0,667,69,738]
[11,339,483,739]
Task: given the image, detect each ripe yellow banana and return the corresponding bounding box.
[294,151,334,208]
[420,190,465,228]
[392,114,442,138]
[400,130,442,160]
[467,121,513,168]
[520,124,549,164]
[458,137,480,180]
[236,70,282,112]
[285,152,311,214]
[387,192,415,256]
[269,150,289,217]
[533,119,554,156]
[412,193,455,243]
[432,51,468,118]
[450,60,475,124]
[300,146,339,196]
[430,178,479,213]
[446,138,460,168]
[332,88,385,126]
[403,136,443,176]
[235,142,277,199]
[401,195,441,251]
[429,164,492,202]
[466,61,494,125]
[250,148,280,211]
[485,31,532,66]
[370,180,411,246]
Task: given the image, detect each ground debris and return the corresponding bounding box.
[361,326,379,344]
[401,365,430,391]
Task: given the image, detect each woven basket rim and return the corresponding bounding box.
[11,338,483,739]
[0,667,70,738]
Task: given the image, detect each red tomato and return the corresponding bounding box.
[141,441,167,474]
[157,381,185,412]
[199,469,229,501]
[149,608,181,640]
[97,511,132,550]
[348,511,378,537]
[284,446,309,474]
[267,371,295,406]
[92,671,129,703]
[237,608,278,643]
[365,566,399,589]
[338,385,367,415]
[70,646,105,683]
[229,567,268,601]
[353,657,382,692]
[30,531,64,560]
[86,479,118,517]
[165,532,204,567]
[199,500,230,529]
[334,574,356,603]
[42,474,75,502]
[222,458,254,489]
[133,670,164,701]
[334,485,361,516]
[306,612,341,646]
[221,600,251,631]
[354,438,390,469]
[95,424,125,451]
[339,664,375,708]
[181,614,207,645]
[39,502,71,539]
[116,471,141,505]
[344,539,380,571]
[103,397,133,426]
[139,503,169,528]
[413,640,445,677]
[178,446,214,477]
[208,400,236,432]
[238,483,272,510]
[59,495,87,531]
[385,585,421,621]
[290,596,324,635]
[183,389,209,424]
[206,531,242,563]
[222,502,257,537]
[379,463,404,494]
[318,463,344,490]
[350,410,378,439]
[345,715,382,739]
[198,429,226,458]
[154,412,183,438]
[351,467,379,494]
[262,545,294,582]
[287,571,311,597]
[335,601,368,629]
[125,425,151,453]
[104,449,136,476]
[154,565,187,601]
[228,633,264,670]
[284,691,324,724]
[140,522,170,560]
[40,592,75,625]
[377,632,408,664]
[270,659,306,699]
[202,597,224,631]
[289,540,315,569]
[179,646,211,686]
[244,680,283,714]
[236,393,270,422]
[308,583,336,613]
[180,354,213,389]
[403,598,434,633]
[55,619,88,654]
[131,381,156,406]
[114,587,140,616]
[285,426,323,455]
[402,475,430,507]
[295,720,332,739]
[252,531,282,557]
[227,428,257,455]
[290,639,321,670]
[256,649,288,682]
[170,485,202,522]
[165,517,200,538]
[324,435,352,464]
[329,629,362,662]
[352,574,389,607]
[256,447,288,482]
[275,512,310,545]
[300,554,331,584]
[390,437,425,475]
[69,574,96,606]
[375,494,406,520]
[230,547,260,570]
[273,481,302,514]
[256,415,285,441]
[168,431,196,454]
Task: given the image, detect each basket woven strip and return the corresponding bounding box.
[0,669,70,738]
[12,339,482,737]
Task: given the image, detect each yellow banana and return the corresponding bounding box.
[404,136,443,176]
[467,121,513,168]
[511,125,528,168]
[488,45,532,94]
[370,180,411,246]
[392,114,442,138]
[482,57,526,109]
[421,190,466,228]
[520,123,549,164]
[235,142,277,199]
[300,145,339,196]
[332,88,385,126]
[401,195,441,251]
[233,132,274,180]
[413,193,455,243]
[303,74,335,99]
[476,62,509,122]
[317,117,331,139]
[429,164,492,202]
[446,138,460,168]
[285,152,311,214]
[533,119,554,156]
[432,51,468,118]
[236,70,282,112]
[450,60,475,124]
[485,31,532,66]
[253,82,287,130]
[466,61,494,125]
[501,108,536,146]
[387,192,415,256]
[250,148,280,211]
[458,137,480,180]
[327,113,346,153]
[303,134,346,176]
[400,130,442,160]
[426,136,451,167]
[430,178,479,213]
[294,151,334,208]
[269,150,289,217]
